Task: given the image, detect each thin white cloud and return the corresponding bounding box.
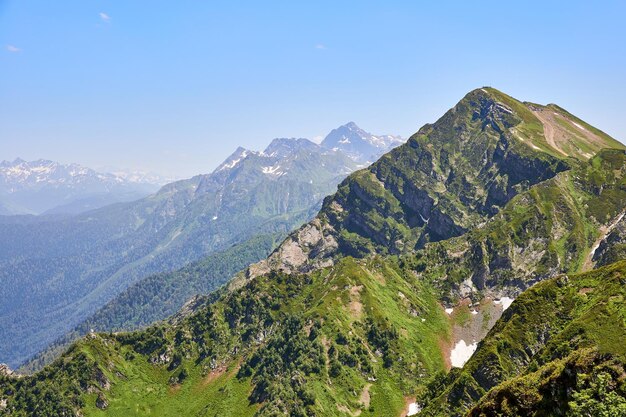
[7,45,21,53]
[99,12,110,22]
[315,44,326,50]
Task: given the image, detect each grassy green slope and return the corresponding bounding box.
[405,148,626,302]
[0,257,452,416]
[322,88,571,258]
[419,260,626,416]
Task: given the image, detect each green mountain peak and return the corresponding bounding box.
[3,89,626,417]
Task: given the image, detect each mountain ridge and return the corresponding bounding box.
[243,87,622,281]
[0,124,403,369]
[1,88,625,416]
[0,158,161,215]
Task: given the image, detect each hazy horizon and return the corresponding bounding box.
[2,1,626,178]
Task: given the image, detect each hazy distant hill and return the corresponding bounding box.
[0,158,161,215]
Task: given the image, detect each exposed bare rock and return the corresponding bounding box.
[96,393,108,410]
[95,367,111,390]
[170,294,211,325]
[0,364,13,377]
[246,218,339,280]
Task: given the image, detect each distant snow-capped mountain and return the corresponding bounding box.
[1,158,121,188]
[105,169,177,186]
[321,122,404,164]
[213,137,355,179]
[214,122,404,178]
[0,123,401,217]
[0,159,161,215]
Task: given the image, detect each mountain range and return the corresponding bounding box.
[0,123,403,369]
[2,89,626,417]
[0,159,163,215]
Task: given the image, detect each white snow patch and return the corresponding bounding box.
[470,310,478,315]
[407,402,421,416]
[261,165,286,176]
[494,297,514,311]
[218,157,243,171]
[450,340,478,368]
[589,212,625,260]
[445,308,454,315]
[572,122,586,131]
[495,103,513,115]
[589,241,601,260]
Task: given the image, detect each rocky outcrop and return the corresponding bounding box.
[96,393,109,410]
[246,218,338,279]
[592,213,626,267]
[0,364,13,377]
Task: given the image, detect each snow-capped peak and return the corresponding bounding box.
[0,158,164,214]
[320,122,404,164]
[214,147,253,173]
[0,158,142,189]
[262,138,320,158]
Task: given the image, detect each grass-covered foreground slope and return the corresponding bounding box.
[0,257,453,416]
[419,260,626,416]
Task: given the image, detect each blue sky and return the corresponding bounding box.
[1,1,625,178]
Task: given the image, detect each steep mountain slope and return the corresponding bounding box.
[0,158,161,215]
[1,88,624,416]
[419,261,626,416]
[249,87,622,278]
[407,148,626,301]
[0,255,452,417]
[0,134,375,368]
